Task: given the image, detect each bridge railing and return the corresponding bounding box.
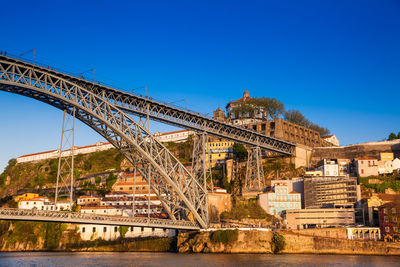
[0,208,198,229]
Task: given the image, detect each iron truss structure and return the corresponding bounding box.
[0,208,199,230]
[0,56,208,228]
[0,56,295,156]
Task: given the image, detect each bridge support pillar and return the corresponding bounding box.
[191,132,213,192]
[244,146,265,192]
[55,108,76,210]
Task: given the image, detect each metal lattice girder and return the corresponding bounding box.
[0,208,200,230]
[0,58,208,228]
[191,132,213,192]
[55,109,76,209]
[245,147,266,192]
[0,56,295,156]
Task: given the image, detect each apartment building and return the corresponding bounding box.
[304,176,360,208]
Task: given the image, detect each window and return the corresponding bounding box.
[385,226,390,233]
[384,216,389,222]
[130,226,134,231]
[93,227,96,233]
[141,227,144,232]
[392,208,396,214]
[104,227,107,233]
[114,227,118,232]
[152,228,155,232]
[82,227,86,233]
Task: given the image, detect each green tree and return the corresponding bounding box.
[231,97,284,120]
[389,132,398,140]
[95,176,101,185]
[232,143,247,161]
[118,226,129,238]
[398,132,400,139]
[271,232,286,254]
[106,173,117,190]
[284,109,330,136]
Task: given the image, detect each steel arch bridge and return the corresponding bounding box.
[0,55,295,229]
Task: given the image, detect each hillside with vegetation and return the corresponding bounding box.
[0,148,125,199]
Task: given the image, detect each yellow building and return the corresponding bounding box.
[13,193,39,202]
[207,140,234,167]
[380,152,394,162]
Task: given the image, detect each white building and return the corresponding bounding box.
[77,207,176,241]
[17,142,114,164]
[393,158,400,172]
[316,159,339,176]
[154,130,194,143]
[322,135,340,146]
[378,160,393,175]
[18,197,71,211]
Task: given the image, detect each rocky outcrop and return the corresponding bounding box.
[177,230,273,253]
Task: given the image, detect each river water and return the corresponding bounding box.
[0,252,399,267]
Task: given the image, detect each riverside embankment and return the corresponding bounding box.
[177,229,400,255]
[1,221,400,255]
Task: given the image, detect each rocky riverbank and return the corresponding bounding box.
[177,229,400,255]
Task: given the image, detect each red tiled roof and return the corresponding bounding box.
[355,156,377,160]
[18,150,58,158]
[159,129,189,136]
[113,182,148,186]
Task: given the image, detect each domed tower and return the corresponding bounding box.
[243,90,250,99]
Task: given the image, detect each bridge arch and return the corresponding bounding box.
[0,56,208,228]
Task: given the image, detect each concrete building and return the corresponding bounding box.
[207,187,232,222]
[258,183,301,216]
[354,157,379,177]
[316,159,339,177]
[338,159,352,177]
[154,129,194,143]
[304,176,360,208]
[284,207,355,230]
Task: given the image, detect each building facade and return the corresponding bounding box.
[316,159,339,177]
[17,142,114,164]
[154,130,194,143]
[284,208,355,229]
[354,157,379,177]
[379,202,400,240]
[304,176,360,208]
[258,183,301,215]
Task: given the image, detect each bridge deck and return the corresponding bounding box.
[0,208,200,230]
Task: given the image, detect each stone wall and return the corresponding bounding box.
[311,141,400,166]
[282,232,400,255]
[177,229,400,255]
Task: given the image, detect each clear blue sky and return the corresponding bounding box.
[1,0,400,171]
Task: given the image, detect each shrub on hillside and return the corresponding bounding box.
[210,229,238,244]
